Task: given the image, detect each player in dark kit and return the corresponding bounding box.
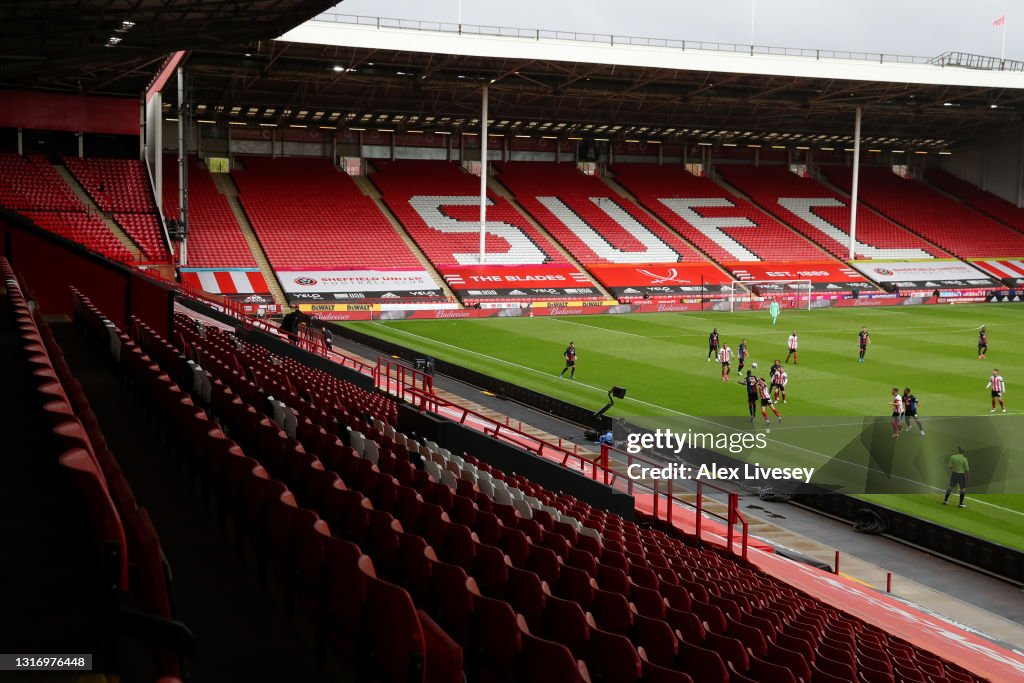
[978,326,988,359]
[737,339,749,371]
[738,370,758,421]
[707,328,720,362]
[902,388,924,436]
[559,341,577,379]
[858,326,870,363]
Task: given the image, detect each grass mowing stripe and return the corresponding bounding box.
[344,304,1024,548]
[547,316,651,338]
[368,321,1023,517]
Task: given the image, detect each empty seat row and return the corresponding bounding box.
[4,264,189,680]
[370,159,570,271]
[497,161,706,266]
[716,165,948,260]
[64,157,158,214]
[0,152,82,211]
[233,156,424,271]
[171,305,982,683]
[821,166,1024,259]
[611,164,833,263]
[162,155,259,268]
[924,168,1024,235]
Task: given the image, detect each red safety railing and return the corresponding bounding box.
[175,278,749,558]
[383,367,749,559]
[174,282,374,375]
[394,379,601,472]
[374,356,435,406]
[596,444,749,560]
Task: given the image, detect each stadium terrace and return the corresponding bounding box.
[1,2,1024,682]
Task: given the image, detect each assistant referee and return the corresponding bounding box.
[943,447,970,509]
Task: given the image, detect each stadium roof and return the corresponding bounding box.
[165,11,1024,150]
[0,0,338,93]
[6,5,1024,150]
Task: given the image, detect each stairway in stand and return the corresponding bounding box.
[211,171,289,309]
[352,170,458,301]
[488,175,615,300]
[53,163,143,261]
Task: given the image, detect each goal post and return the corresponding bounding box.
[727,279,813,312]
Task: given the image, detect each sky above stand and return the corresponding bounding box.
[330,1,1019,60]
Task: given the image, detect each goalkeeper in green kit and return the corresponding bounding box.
[768,299,780,327]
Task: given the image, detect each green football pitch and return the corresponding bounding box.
[340,304,1024,551]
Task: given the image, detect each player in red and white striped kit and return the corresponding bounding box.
[772,366,789,404]
[756,376,782,428]
[785,331,799,364]
[986,369,1006,413]
[717,344,732,382]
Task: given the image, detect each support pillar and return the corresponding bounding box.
[479,85,489,264]
[849,106,862,261]
[177,65,189,267]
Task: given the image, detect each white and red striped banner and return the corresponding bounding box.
[180,269,270,295]
[971,259,1024,284]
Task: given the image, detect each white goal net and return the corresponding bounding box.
[726,279,813,312]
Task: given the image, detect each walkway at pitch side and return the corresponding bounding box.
[177,307,1024,680]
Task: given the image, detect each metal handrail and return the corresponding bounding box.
[309,11,980,69]
[391,374,591,469]
[600,444,750,560]
[175,281,374,374]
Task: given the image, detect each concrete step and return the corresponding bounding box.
[211,172,289,309]
[53,164,143,259]
[351,171,458,302]
[487,176,616,300]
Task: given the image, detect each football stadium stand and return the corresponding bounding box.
[495,161,707,265]
[610,164,829,263]
[0,153,138,262]
[19,210,136,263]
[4,259,189,679]
[161,156,258,268]
[64,157,170,262]
[717,166,949,260]
[64,157,157,214]
[60,273,988,683]
[0,152,82,212]
[234,156,422,271]
[371,159,570,267]
[924,169,1024,234]
[820,166,1024,258]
